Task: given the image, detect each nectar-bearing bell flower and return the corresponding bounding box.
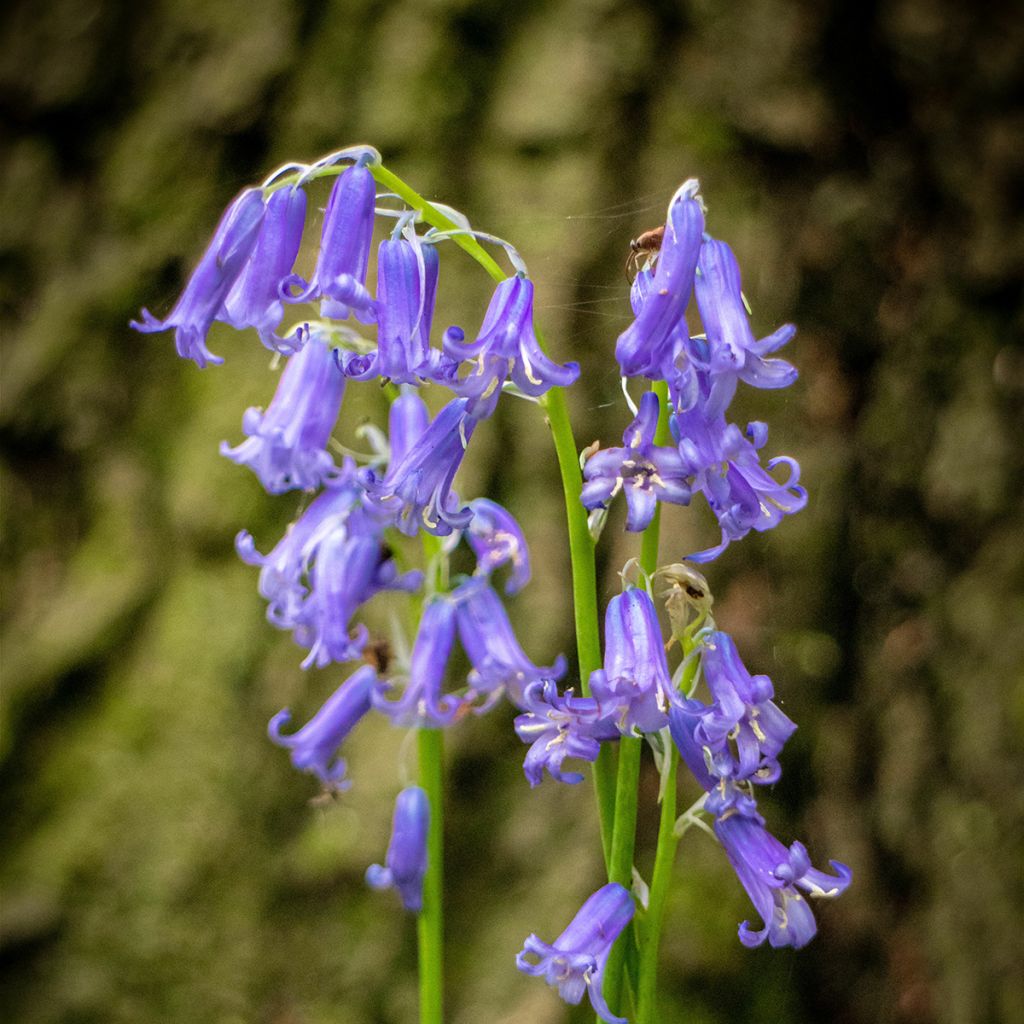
[366,786,430,912]
[131,187,266,368]
[385,387,430,468]
[221,184,308,352]
[268,664,375,789]
[373,597,465,727]
[444,275,579,420]
[692,238,797,418]
[514,680,619,786]
[517,882,635,1024]
[589,587,675,734]
[363,397,476,537]
[453,578,565,709]
[235,465,362,625]
[220,328,347,494]
[615,180,704,379]
[465,498,531,594]
[714,807,852,950]
[281,164,377,323]
[580,390,692,532]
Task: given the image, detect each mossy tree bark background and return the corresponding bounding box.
[2,1,1022,1022]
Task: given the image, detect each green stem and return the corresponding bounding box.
[417,728,445,1024]
[635,747,678,1023]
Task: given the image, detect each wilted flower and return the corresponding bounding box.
[268,664,375,789]
[220,328,348,494]
[132,187,266,367]
[366,786,430,912]
[517,883,635,1023]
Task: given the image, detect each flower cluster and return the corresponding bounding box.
[581,179,806,561]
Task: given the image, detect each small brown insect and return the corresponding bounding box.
[626,225,666,277]
[363,637,392,674]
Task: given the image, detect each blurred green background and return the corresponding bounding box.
[2,0,1022,1022]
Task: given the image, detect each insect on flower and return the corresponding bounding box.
[626,224,666,278]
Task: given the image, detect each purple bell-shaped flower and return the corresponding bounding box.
[366,786,430,912]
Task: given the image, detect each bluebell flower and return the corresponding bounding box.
[363,397,476,537]
[292,529,419,670]
[340,238,458,385]
[676,416,807,562]
[385,387,430,468]
[688,631,796,784]
[580,390,692,532]
[220,328,348,494]
[466,498,531,594]
[589,588,675,734]
[221,184,307,352]
[373,597,465,727]
[453,579,565,708]
[714,808,852,949]
[132,187,266,367]
[281,164,377,322]
[615,181,704,379]
[693,238,797,418]
[514,680,619,786]
[444,275,579,420]
[517,882,635,1024]
[366,786,430,912]
[235,468,362,626]
[268,664,375,789]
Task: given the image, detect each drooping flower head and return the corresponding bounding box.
[281,164,377,322]
[514,680,619,786]
[589,587,675,734]
[221,184,308,352]
[268,664,375,789]
[581,390,692,532]
[373,597,465,727]
[132,187,266,367]
[220,328,347,494]
[453,579,565,708]
[615,180,704,379]
[517,883,635,1024]
[363,397,476,537]
[714,808,852,950]
[386,387,431,468]
[366,786,430,912]
[465,498,531,594]
[444,275,579,420]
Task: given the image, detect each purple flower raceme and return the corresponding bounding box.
[517,883,635,1024]
[281,163,377,322]
[581,390,692,532]
[373,597,466,727]
[220,327,348,494]
[268,664,375,789]
[453,578,565,709]
[466,498,531,594]
[615,180,704,379]
[362,397,476,537]
[514,680,619,786]
[589,587,675,734]
[366,786,430,912]
[221,184,308,352]
[340,237,457,385]
[131,187,266,367]
[714,807,852,950]
[443,275,579,420]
